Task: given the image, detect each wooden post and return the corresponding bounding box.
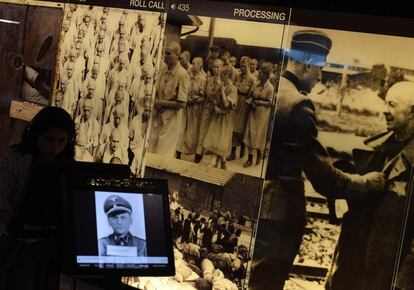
[337,72,348,117]
[207,18,216,51]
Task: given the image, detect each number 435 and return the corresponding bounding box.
[177,3,190,11]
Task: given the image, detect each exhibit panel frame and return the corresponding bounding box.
[1,0,414,289]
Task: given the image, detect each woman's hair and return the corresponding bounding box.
[15,106,76,160]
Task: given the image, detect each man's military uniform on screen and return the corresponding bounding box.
[99,232,147,256]
[98,194,147,256]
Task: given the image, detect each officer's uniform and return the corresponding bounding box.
[98,195,147,256]
[98,232,147,256]
[249,31,368,290]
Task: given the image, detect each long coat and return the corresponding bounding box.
[250,71,361,290]
[327,131,414,290]
[263,71,354,224]
[203,83,238,157]
[243,80,274,151]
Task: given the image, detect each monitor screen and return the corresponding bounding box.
[62,175,174,276]
[15,160,131,238]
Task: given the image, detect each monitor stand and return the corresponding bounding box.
[103,275,124,290]
[76,275,138,290]
[104,275,134,290]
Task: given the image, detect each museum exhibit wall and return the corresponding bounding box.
[1,0,414,289]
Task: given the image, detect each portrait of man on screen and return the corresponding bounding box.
[98,194,147,257]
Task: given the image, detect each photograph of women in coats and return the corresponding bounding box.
[202,65,238,169]
[243,63,275,168]
[149,13,283,178]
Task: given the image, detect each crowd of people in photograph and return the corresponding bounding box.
[167,191,249,289]
[149,41,281,171]
[53,4,164,175]
[53,4,281,175]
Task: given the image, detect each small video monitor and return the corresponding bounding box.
[61,173,174,276]
[16,161,131,239]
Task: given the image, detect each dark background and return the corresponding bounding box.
[206,0,414,37]
[212,0,412,19]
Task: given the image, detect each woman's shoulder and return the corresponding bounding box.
[0,148,32,170]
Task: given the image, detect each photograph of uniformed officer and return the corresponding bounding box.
[98,194,147,256]
[249,30,386,290]
[247,21,414,289]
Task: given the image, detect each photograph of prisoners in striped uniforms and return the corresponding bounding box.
[52,4,165,176]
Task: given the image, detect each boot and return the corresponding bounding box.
[240,143,246,158]
[244,154,253,167]
[194,153,202,163]
[227,146,236,161]
[176,151,182,159]
[256,150,262,165]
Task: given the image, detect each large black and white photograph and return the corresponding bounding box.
[95,191,147,257]
[250,22,414,290]
[53,3,166,176]
[147,4,287,178]
[124,162,263,289]
[0,1,62,154]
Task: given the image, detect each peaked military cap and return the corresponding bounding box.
[104,195,132,217]
[288,30,332,66]
[291,30,332,54]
